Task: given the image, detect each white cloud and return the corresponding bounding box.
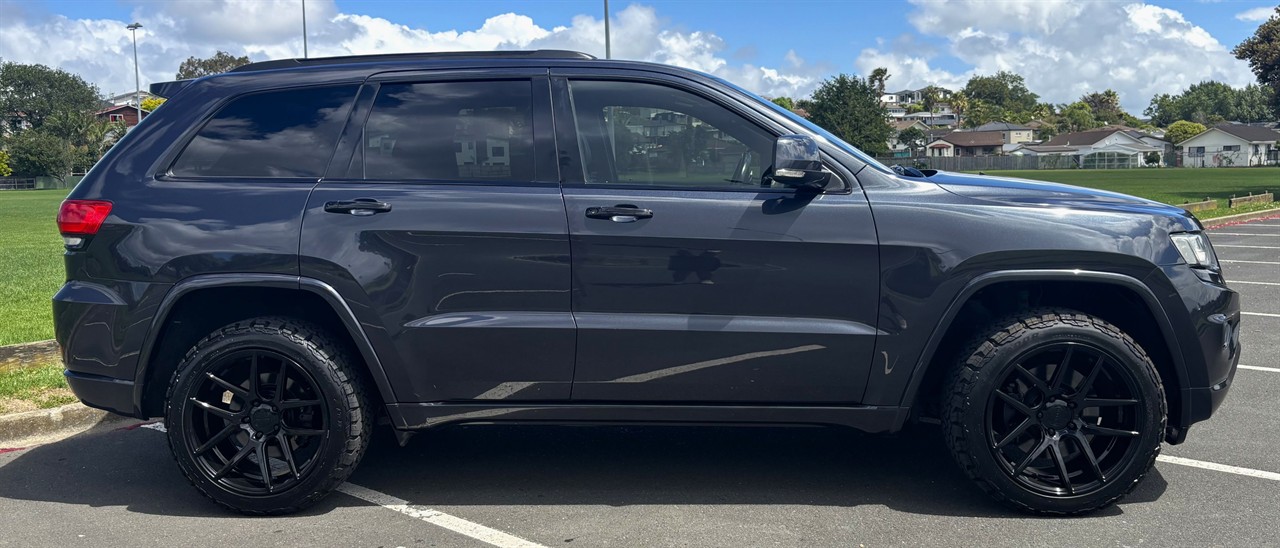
[857,0,1256,113]
[1235,6,1277,22]
[0,2,821,101]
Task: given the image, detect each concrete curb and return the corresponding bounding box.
[1202,209,1280,229]
[0,339,59,372]
[0,402,131,447]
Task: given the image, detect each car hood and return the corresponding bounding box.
[920,170,1192,219]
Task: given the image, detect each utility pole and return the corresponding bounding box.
[604,0,611,59]
[127,22,143,127]
[302,0,309,58]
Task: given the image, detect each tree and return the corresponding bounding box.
[962,71,1039,115]
[176,51,251,79]
[0,62,101,131]
[1079,89,1130,125]
[806,74,893,155]
[1234,6,1280,111]
[869,67,891,95]
[897,126,926,156]
[140,96,166,112]
[960,99,999,128]
[0,149,12,177]
[1057,101,1099,133]
[770,96,795,111]
[1166,120,1207,144]
[1144,81,1275,126]
[919,85,948,112]
[7,129,75,182]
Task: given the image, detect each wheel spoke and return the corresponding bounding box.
[283,426,325,437]
[276,432,301,481]
[274,360,288,404]
[1083,424,1140,438]
[1013,364,1050,395]
[250,352,262,400]
[1071,431,1107,483]
[279,399,321,410]
[212,441,255,480]
[257,439,274,493]
[1082,398,1139,408]
[1049,346,1074,391]
[1012,435,1052,476]
[205,372,249,400]
[194,422,240,456]
[1047,440,1075,495]
[994,417,1034,449]
[190,398,236,421]
[996,390,1035,417]
[1074,355,1105,400]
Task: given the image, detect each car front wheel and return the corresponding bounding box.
[944,309,1166,515]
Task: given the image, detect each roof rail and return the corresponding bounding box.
[229,50,596,73]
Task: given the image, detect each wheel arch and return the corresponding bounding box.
[133,274,396,418]
[901,270,1189,441]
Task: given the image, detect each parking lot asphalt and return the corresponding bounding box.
[2,219,1277,547]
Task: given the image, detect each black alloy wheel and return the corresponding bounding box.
[166,317,370,515]
[945,310,1165,515]
[183,349,328,496]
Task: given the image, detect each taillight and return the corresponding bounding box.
[57,199,112,248]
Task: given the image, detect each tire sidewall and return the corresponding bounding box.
[165,325,355,513]
[955,320,1165,513]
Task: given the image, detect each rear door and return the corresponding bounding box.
[553,73,881,403]
[300,70,575,403]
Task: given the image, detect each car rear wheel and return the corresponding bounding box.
[944,309,1166,515]
[164,317,370,515]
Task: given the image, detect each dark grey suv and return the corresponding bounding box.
[52,50,1240,515]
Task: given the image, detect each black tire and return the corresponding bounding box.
[164,317,371,515]
[943,309,1166,515]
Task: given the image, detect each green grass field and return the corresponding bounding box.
[976,167,1280,218]
[0,169,1277,347]
[0,190,67,346]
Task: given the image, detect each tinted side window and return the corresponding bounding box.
[567,80,774,188]
[171,85,357,178]
[363,80,534,182]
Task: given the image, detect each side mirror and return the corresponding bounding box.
[770,134,830,190]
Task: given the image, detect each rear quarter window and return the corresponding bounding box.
[169,85,358,178]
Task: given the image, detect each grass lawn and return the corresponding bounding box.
[0,190,68,346]
[0,361,74,413]
[976,168,1280,219]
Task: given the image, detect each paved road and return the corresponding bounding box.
[2,218,1278,547]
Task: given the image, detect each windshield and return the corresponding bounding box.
[709,75,896,175]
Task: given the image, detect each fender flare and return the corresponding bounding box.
[897,269,1189,416]
[131,273,397,414]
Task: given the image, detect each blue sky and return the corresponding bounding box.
[1,0,1276,113]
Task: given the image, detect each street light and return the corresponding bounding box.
[126,22,143,127]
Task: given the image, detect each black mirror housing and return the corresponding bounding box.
[770,134,830,190]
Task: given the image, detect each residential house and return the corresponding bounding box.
[1012,126,1163,168]
[888,119,931,157]
[105,90,157,108]
[1177,124,1280,167]
[970,121,1035,144]
[902,110,959,127]
[94,104,150,127]
[925,130,1005,157]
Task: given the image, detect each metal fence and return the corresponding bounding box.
[878,155,1082,172]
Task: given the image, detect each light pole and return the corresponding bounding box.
[302,0,308,58]
[126,22,143,127]
[603,0,611,59]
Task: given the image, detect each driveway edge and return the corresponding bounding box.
[1202,209,1280,229]
[0,403,132,447]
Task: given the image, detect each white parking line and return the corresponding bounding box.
[1242,312,1280,318]
[1221,259,1280,265]
[1229,280,1280,286]
[336,483,547,548]
[1240,364,1280,373]
[1215,245,1280,250]
[1157,455,1280,482]
[1209,232,1280,237]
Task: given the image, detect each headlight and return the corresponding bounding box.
[1170,232,1219,270]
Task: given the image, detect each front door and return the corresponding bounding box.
[301,73,576,403]
[555,76,880,403]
